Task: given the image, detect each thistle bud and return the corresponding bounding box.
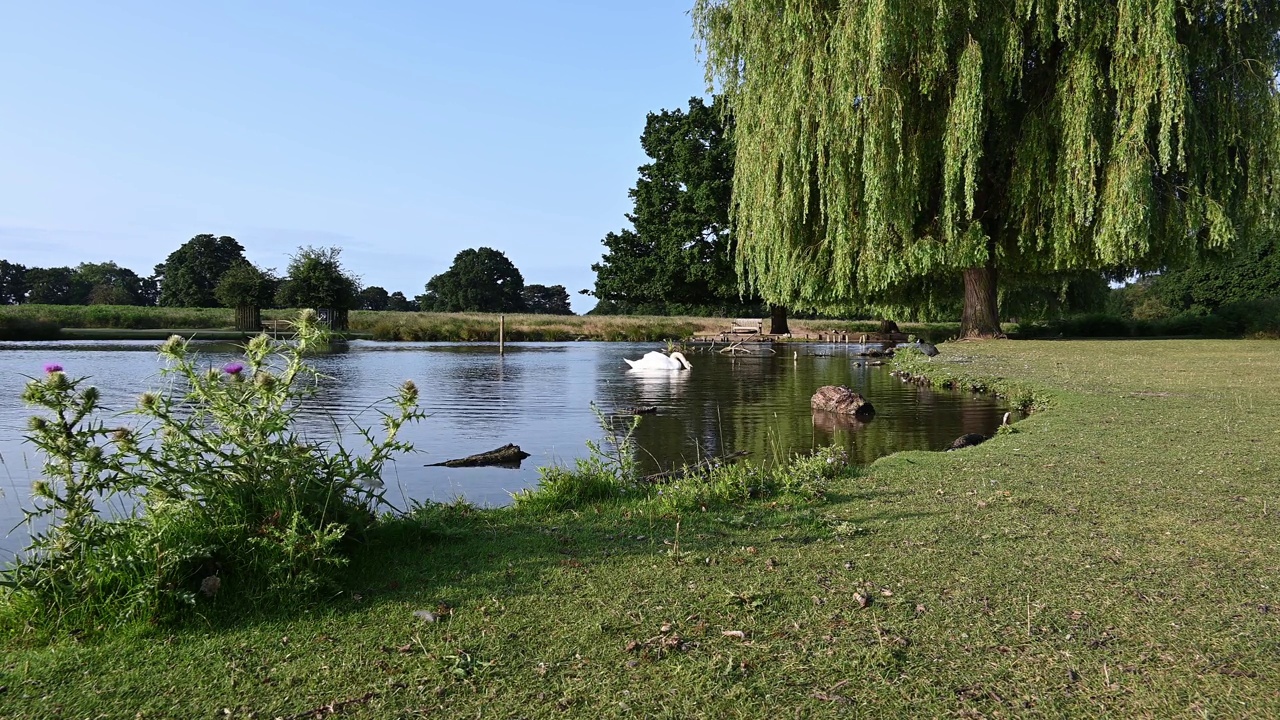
[247,334,271,356]
[159,335,186,357]
[113,428,136,451]
[400,379,418,403]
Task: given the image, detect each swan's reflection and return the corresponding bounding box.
[627,368,690,404]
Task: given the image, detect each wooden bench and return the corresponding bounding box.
[729,318,763,335]
[260,319,292,334]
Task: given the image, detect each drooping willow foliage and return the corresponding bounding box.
[694,0,1280,332]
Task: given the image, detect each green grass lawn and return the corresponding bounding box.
[3,339,1278,718]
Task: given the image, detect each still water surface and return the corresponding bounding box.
[0,340,1008,556]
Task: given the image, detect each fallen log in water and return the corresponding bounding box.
[427,443,531,468]
[638,451,750,484]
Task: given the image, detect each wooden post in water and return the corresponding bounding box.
[499,314,505,355]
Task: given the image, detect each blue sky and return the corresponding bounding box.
[0,1,710,312]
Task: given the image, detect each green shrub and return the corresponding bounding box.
[2,311,424,633]
[1054,313,1133,337]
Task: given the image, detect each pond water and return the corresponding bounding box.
[0,339,1009,557]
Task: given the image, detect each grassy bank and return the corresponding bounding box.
[0,305,957,342]
[2,339,1277,716]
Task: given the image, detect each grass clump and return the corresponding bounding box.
[514,404,847,516]
[1,311,423,635]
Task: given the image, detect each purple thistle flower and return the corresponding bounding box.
[223,362,245,375]
[44,363,63,374]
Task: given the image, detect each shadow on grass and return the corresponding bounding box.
[192,485,939,633]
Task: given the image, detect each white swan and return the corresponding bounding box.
[624,351,692,370]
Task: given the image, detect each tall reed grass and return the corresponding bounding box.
[351,311,704,342]
[0,304,234,329]
[1,305,962,342]
[0,313,60,340]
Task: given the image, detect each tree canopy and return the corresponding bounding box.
[276,246,360,310]
[214,262,278,309]
[422,248,525,312]
[156,235,249,308]
[1146,233,1280,314]
[522,284,574,315]
[22,267,89,305]
[694,0,1280,336]
[76,262,154,306]
[387,291,417,312]
[591,96,752,315]
[0,260,28,304]
[358,286,391,311]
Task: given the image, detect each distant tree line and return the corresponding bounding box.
[2,235,574,315]
[0,260,159,307]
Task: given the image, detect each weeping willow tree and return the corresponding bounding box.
[693,0,1280,337]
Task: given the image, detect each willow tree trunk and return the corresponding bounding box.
[769,305,790,335]
[960,241,1002,338]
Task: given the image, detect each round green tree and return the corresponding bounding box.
[694,0,1280,337]
[421,247,525,312]
[156,235,248,308]
[276,246,360,310]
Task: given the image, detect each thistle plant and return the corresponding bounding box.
[583,402,641,484]
[4,311,424,631]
